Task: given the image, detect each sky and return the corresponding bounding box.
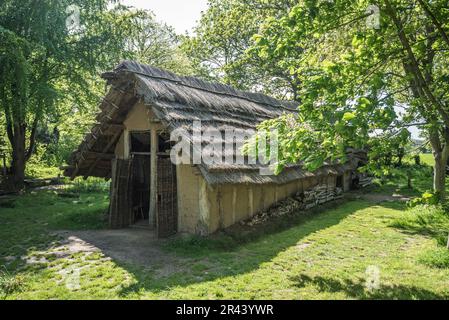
[120,0,209,34]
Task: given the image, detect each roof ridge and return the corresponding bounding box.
[111,60,298,112]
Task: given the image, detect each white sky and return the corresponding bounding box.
[120,0,209,34]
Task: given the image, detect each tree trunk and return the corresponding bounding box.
[429,131,449,249]
[431,133,449,202]
[434,152,447,199]
[9,124,26,191]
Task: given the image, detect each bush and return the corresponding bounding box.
[25,162,61,179]
[407,192,440,208]
[0,268,24,297]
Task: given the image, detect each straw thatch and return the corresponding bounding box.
[64,61,364,184]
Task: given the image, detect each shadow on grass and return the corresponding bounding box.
[5,189,442,299]
[164,198,363,256]
[0,190,109,270]
[291,274,448,300]
[115,199,373,297]
[389,205,449,270]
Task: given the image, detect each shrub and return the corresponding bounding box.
[407,192,440,208]
[0,268,24,297]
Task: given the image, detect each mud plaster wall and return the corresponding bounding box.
[206,174,342,234]
[176,164,202,234]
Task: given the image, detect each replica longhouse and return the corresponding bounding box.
[64,61,366,238]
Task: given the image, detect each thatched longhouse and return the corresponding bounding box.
[64,61,364,237]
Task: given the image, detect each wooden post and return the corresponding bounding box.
[109,158,117,228]
[123,130,130,160]
[149,128,158,228]
[232,187,237,224]
[248,187,254,217]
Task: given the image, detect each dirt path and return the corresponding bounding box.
[356,192,411,203]
[54,229,188,275]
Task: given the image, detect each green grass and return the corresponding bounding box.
[403,153,434,167]
[25,164,62,180]
[369,158,448,198]
[0,190,109,258]
[391,204,449,269]
[419,154,435,167]
[419,248,449,269]
[391,205,449,245]
[0,158,447,299]
[1,185,449,299]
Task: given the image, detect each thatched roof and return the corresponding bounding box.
[64,61,363,184]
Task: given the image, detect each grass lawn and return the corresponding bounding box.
[419,154,435,167]
[1,181,449,299]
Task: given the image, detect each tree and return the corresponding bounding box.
[183,0,299,98]
[0,0,130,189]
[250,0,449,200]
[114,8,194,75]
[0,2,194,189]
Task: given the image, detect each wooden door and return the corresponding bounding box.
[109,159,133,228]
[156,156,178,238]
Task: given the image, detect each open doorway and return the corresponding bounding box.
[129,131,152,227]
[128,130,178,236]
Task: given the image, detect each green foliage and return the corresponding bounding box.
[108,7,194,75]
[247,0,449,196]
[419,153,435,167]
[244,113,346,172]
[0,1,197,181]
[25,162,61,179]
[0,0,123,185]
[0,268,25,298]
[408,192,441,208]
[367,130,411,169]
[182,0,298,97]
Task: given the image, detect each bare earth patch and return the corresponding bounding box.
[52,229,188,276]
[357,193,411,203]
